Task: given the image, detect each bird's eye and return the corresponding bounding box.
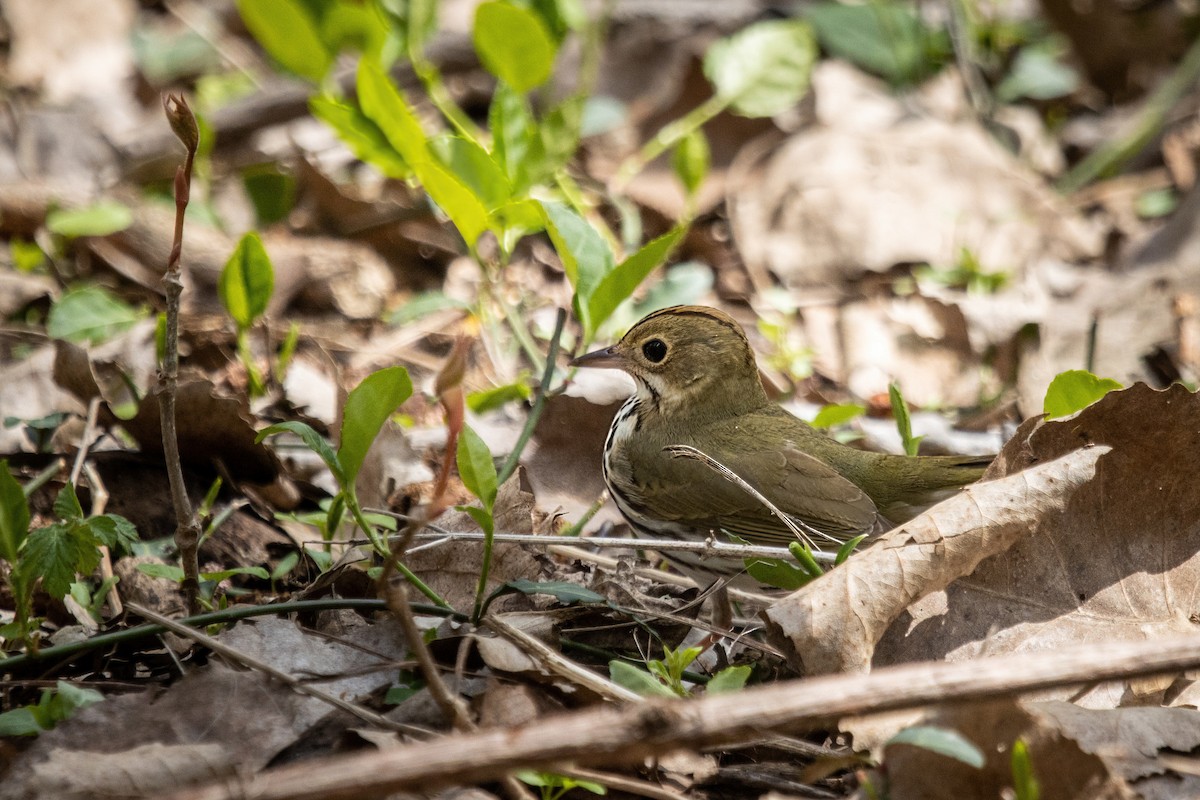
[642,339,667,363]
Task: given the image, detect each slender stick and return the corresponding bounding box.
[159,94,203,615]
[496,308,566,486]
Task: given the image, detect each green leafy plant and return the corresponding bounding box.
[257,367,447,606]
[45,201,134,239]
[0,466,137,648]
[805,1,950,87]
[1043,370,1121,420]
[516,770,607,800]
[887,724,985,767]
[219,232,276,396]
[810,403,867,430]
[915,248,1009,295]
[456,424,498,620]
[609,645,751,698]
[0,680,104,737]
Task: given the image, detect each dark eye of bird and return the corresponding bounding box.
[642,339,667,363]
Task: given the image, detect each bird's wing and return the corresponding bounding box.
[639,433,880,547]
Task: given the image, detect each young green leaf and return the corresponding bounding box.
[810,403,866,429]
[672,129,710,196]
[137,562,186,582]
[888,383,923,457]
[220,232,275,331]
[357,60,492,246]
[608,660,678,698]
[310,95,410,179]
[87,515,139,551]
[706,664,752,694]
[467,380,532,414]
[1011,738,1040,800]
[489,83,538,190]
[1043,370,1122,420]
[540,201,614,295]
[457,424,498,509]
[744,556,812,591]
[428,135,512,210]
[704,20,817,117]
[586,227,686,341]
[0,461,30,564]
[887,725,985,768]
[236,0,332,82]
[20,524,101,598]
[0,707,42,737]
[473,1,557,92]
[46,201,134,238]
[805,2,948,87]
[47,286,146,344]
[835,534,868,565]
[787,541,826,579]
[462,504,495,536]
[501,579,606,605]
[339,366,414,486]
[257,421,344,485]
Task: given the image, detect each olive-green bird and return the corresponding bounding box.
[571,305,990,586]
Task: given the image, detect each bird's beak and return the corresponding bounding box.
[570,345,624,370]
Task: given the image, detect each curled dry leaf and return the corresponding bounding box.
[763,444,1107,675]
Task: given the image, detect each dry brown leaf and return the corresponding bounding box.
[872,385,1200,702]
[763,445,1106,675]
[22,742,231,800]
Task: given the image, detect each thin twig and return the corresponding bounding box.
[159,93,203,615]
[125,602,431,736]
[83,462,122,617]
[485,614,640,703]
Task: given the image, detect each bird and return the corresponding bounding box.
[570,305,991,588]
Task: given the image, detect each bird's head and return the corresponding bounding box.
[571,305,769,417]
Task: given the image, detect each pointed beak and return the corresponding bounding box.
[570,344,624,370]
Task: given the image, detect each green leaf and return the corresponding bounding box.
[489,83,538,190]
[672,129,710,196]
[889,383,923,457]
[201,566,271,583]
[310,95,410,179]
[1043,370,1122,420]
[707,665,751,694]
[888,725,986,768]
[11,238,46,272]
[0,461,30,564]
[53,483,85,522]
[0,707,43,737]
[236,0,332,82]
[503,579,605,605]
[86,515,139,551]
[20,524,99,598]
[257,421,344,485]
[357,60,492,246]
[704,20,817,117]
[835,534,868,565]
[47,285,145,344]
[1135,187,1178,219]
[608,660,678,698]
[457,425,498,509]
[270,550,300,581]
[380,0,438,54]
[744,556,812,591]
[462,504,494,536]
[810,403,866,429]
[48,680,104,721]
[339,367,414,486]
[996,41,1078,103]
[220,232,275,330]
[467,380,532,414]
[137,562,185,582]
[428,135,512,210]
[45,201,134,238]
[540,201,613,294]
[586,227,685,341]
[243,168,296,226]
[387,291,469,326]
[805,2,948,87]
[1011,738,1040,800]
[473,1,557,93]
